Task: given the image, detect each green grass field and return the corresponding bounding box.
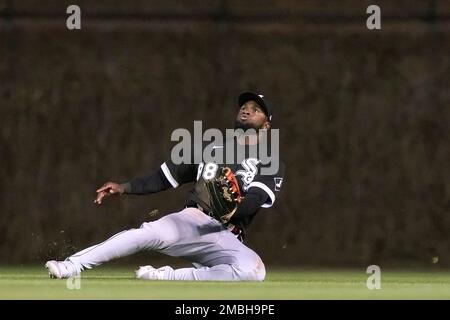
[0,266,449,299]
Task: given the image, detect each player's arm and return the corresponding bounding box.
[93,169,170,205]
[230,161,285,219]
[94,160,196,204]
[230,188,269,220]
[122,168,172,195]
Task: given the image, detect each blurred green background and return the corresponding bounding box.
[0,1,449,269]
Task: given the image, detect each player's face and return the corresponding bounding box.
[234,101,270,131]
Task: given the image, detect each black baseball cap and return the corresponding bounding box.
[238,92,273,122]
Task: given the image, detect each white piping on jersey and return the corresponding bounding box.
[247,181,275,208]
[161,162,179,188]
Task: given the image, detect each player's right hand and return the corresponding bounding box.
[94,182,125,205]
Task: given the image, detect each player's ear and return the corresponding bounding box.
[263,121,271,130]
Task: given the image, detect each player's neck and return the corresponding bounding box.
[236,133,261,145]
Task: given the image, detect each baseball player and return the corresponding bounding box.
[45,92,285,281]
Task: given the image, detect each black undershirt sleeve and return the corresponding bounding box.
[231,187,269,220]
[122,168,173,195]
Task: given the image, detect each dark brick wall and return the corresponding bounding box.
[0,1,448,268]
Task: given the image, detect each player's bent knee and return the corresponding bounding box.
[252,260,266,281]
[235,259,266,281]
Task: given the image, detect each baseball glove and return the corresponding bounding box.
[204,167,243,223]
